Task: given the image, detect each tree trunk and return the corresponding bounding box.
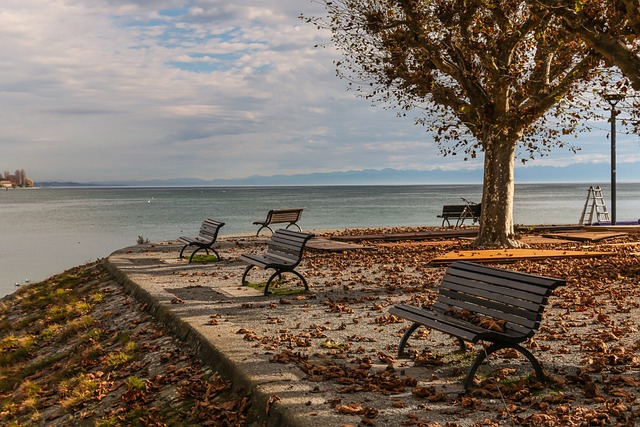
[475,138,521,248]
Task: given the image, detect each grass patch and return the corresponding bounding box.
[189,254,219,263]
[106,351,134,369]
[96,418,121,427]
[245,281,306,296]
[0,335,35,367]
[13,352,70,388]
[59,374,100,409]
[126,376,146,391]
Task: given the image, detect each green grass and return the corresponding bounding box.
[106,351,134,369]
[126,376,146,391]
[189,254,219,263]
[244,281,306,295]
[59,374,100,408]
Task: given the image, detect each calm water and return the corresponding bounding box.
[1,183,639,297]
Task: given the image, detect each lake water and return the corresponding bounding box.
[1,183,639,298]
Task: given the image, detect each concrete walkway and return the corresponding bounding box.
[104,235,393,427]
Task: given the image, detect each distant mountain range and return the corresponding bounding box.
[36,164,636,187]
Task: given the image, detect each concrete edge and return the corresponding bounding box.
[102,257,302,427]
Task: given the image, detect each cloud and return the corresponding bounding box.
[0,0,637,182]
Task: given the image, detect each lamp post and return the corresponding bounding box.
[603,93,624,225]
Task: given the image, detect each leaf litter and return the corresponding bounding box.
[4,226,640,426]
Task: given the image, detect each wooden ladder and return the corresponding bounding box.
[579,186,610,225]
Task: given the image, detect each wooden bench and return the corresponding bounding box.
[178,219,225,263]
[253,208,304,236]
[389,261,565,390]
[437,203,481,228]
[239,229,314,295]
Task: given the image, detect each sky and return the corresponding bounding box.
[1,0,640,183]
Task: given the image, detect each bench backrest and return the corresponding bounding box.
[198,219,225,241]
[441,205,468,216]
[469,203,481,217]
[265,208,303,224]
[266,229,314,266]
[432,261,565,337]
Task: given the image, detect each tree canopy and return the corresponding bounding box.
[308,0,638,247]
[539,0,640,91]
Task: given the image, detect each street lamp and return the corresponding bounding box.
[603,93,624,225]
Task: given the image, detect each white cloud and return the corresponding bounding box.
[0,0,637,182]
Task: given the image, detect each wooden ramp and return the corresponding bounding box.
[429,248,614,265]
[585,225,640,234]
[541,231,627,242]
[378,240,460,248]
[306,238,375,252]
[331,229,478,242]
[519,235,575,245]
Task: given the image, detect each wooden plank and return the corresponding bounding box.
[429,249,613,265]
[332,229,478,242]
[585,225,640,233]
[542,231,628,242]
[378,240,460,247]
[519,235,575,245]
[306,238,375,252]
[515,225,584,233]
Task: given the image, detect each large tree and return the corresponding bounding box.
[309,0,619,247]
[539,0,640,90]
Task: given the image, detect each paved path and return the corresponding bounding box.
[104,236,386,427]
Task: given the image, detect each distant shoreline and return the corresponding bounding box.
[33,181,640,189]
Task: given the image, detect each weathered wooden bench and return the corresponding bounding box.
[239,229,314,295]
[178,219,225,263]
[389,261,565,390]
[253,208,304,236]
[437,203,481,228]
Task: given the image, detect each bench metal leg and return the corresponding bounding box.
[463,342,545,391]
[285,223,302,232]
[264,269,308,296]
[179,244,190,259]
[241,265,255,285]
[255,226,273,237]
[397,323,421,358]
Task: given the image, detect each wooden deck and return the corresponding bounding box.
[429,249,614,265]
[306,238,375,252]
[541,231,628,242]
[331,229,478,242]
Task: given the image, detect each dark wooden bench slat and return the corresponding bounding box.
[240,229,314,295]
[440,279,547,312]
[437,284,544,320]
[390,261,565,390]
[433,295,540,330]
[429,302,535,337]
[449,263,562,292]
[437,204,481,228]
[391,304,526,343]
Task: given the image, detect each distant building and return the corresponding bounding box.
[2,169,33,187]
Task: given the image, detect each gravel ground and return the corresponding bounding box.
[3,226,640,426]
